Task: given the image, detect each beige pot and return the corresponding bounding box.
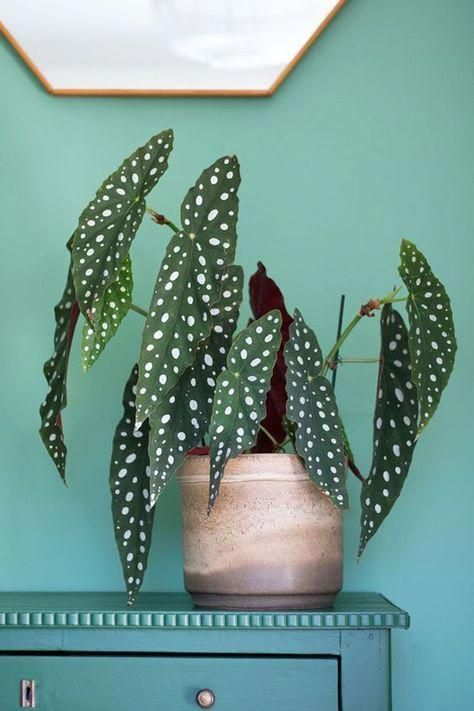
[177,453,342,610]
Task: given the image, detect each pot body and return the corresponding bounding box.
[177,454,342,610]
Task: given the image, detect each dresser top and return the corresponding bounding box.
[0,592,409,630]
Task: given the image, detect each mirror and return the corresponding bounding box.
[0,0,345,95]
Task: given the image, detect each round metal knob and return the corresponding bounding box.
[196,688,215,708]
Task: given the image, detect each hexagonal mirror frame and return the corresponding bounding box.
[0,0,346,96]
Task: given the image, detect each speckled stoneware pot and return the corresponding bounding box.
[177,453,342,610]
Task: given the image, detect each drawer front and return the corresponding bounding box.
[0,654,338,710]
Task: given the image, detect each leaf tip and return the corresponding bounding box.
[400,237,413,253]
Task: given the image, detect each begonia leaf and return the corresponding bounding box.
[72,129,173,319]
[81,255,133,370]
[135,156,241,427]
[284,309,348,509]
[208,311,282,509]
[39,244,80,481]
[249,262,293,452]
[399,239,456,432]
[358,304,418,557]
[147,266,243,507]
[110,365,154,605]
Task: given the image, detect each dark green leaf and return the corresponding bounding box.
[399,239,456,432]
[284,309,348,509]
[208,311,282,509]
[181,155,240,271]
[148,266,243,506]
[110,365,154,605]
[72,129,173,319]
[358,305,418,557]
[39,246,80,481]
[135,156,241,426]
[81,255,133,370]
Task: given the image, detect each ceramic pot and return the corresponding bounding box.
[177,453,342,610]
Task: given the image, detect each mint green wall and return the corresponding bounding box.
[1,0,472,708]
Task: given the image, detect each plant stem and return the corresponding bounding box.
[322,314,363,377]
[332,294,346,390]
[379,285,403,304]
[130,303,148,318]
[321,286,405,377]
[259,424,282,451]
[338,357,380,364]
[277,437,292,451]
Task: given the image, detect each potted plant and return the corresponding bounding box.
[40,129,456,609]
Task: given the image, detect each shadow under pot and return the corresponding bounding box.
[177,453,342,610]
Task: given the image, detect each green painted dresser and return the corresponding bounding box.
[0,592,408,710]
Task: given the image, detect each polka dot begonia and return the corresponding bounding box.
[109,365,154,606]
[284,309,348,510]
[358,304,418,557]
[147,265,243,507]
[72,129,173,319]
[39,243,80,481]
[135,156,241,427]
[81,255,133,370]
[399,239,457,432]
[208,310,282,510]
[181,154,240,277]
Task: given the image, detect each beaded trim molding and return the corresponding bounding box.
[0,609,409,630]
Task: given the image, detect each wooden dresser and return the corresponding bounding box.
[0,592,408,710]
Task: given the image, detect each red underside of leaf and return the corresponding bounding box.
[249,262,293,452]
[187,446,210,456]
[57,302,80,434]
[68,303,80,348]
[348,457,364,482]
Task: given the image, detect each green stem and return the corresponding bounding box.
[259,424,282,451]
[130,303,148,318]
[338,357,380,364]
[322,314,363,377]
[379,285,403,304]
[277,436,292,451]
[321,286,405,377]
[164,218,179,233]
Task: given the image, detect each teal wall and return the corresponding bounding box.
[1,0,473,708]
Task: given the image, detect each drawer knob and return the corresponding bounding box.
[196,688,215,708]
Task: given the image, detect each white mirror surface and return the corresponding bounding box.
[0,0,345,94]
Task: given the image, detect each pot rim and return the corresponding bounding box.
[177,452,312,483]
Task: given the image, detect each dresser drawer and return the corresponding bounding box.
[0,654,338,710]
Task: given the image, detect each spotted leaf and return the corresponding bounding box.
[358,304,418,557]
[249,262,293,452]
[39,245,80,481]
[135,156,241,426]
[110,365,154,606]
[72,129,173,319]
[284,309,348,509]
[399,239,457,432]
[181,155,240,273]
[81,255,133,370]
[148,266,243,506]
[208,311,282,509]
